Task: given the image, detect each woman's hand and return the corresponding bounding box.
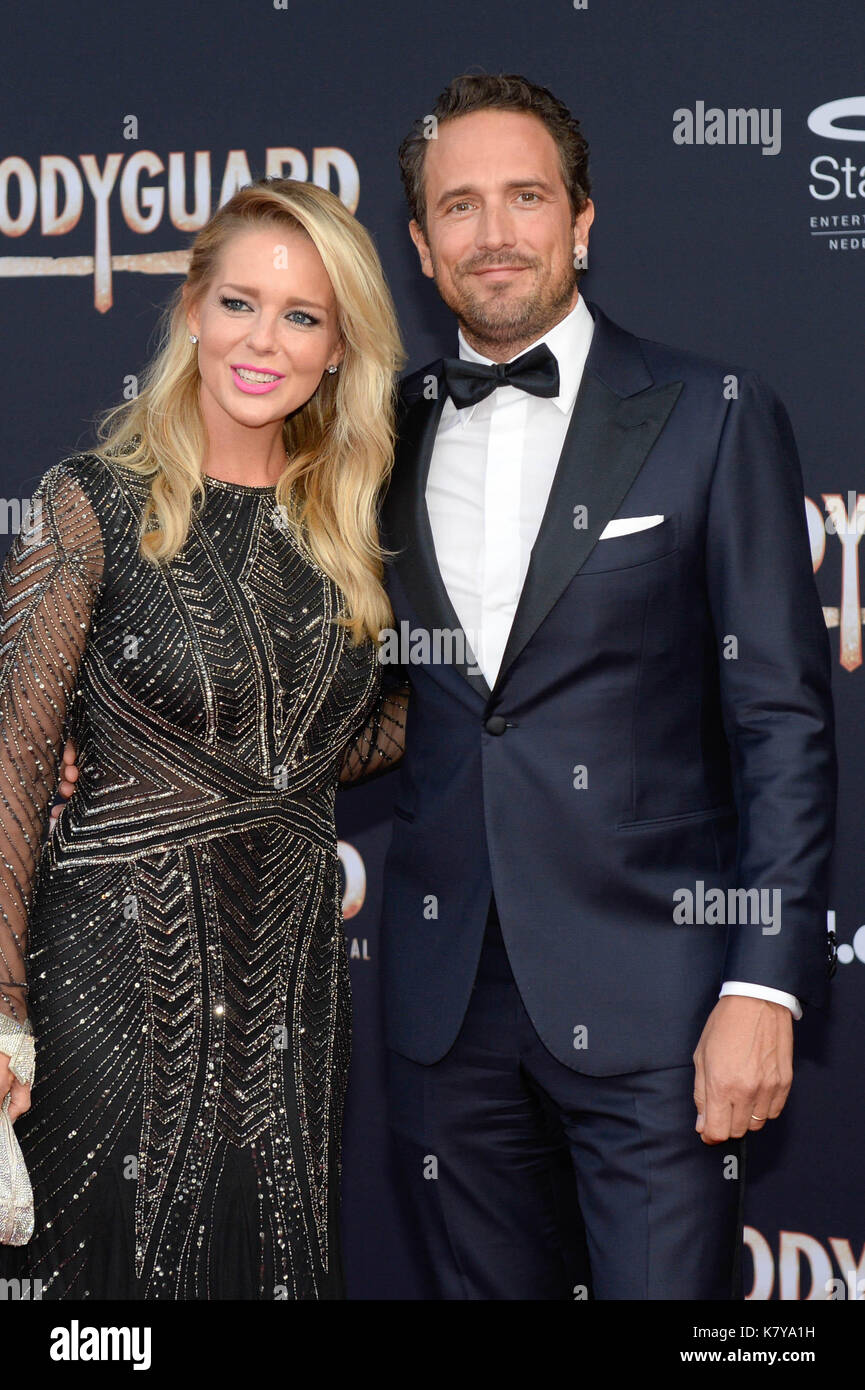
[49,737,79,826]
[0,1052,31,1123]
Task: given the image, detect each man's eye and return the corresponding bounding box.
[448,202,472,214]
[517,192,540,203]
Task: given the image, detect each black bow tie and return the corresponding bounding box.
[442,343,560,410]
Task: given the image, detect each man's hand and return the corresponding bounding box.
[692,995,793,1144]
[49,737,79,825]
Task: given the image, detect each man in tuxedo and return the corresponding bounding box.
[378,72,837,1299]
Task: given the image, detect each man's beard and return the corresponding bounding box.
[432,252,578,352]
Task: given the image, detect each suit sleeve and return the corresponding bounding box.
[705,371,837,1007]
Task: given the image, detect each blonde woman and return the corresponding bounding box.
[0,177,407,1299]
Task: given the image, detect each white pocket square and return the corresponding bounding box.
[599,514,664,539]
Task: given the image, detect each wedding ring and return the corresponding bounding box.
[750,1114,766,1121]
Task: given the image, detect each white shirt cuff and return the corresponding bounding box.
[720,980,802,1020]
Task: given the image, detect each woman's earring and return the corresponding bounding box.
[326,364,338,374]
[189,334,199,344]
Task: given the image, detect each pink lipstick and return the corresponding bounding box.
[230,363,285,395]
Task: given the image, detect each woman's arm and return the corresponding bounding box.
[339,672,409,787]
[0,463,103,1095]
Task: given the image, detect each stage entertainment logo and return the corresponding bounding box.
[0,142,359,311]
[807,96,865,254]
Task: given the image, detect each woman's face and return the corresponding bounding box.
[185,225,345,434]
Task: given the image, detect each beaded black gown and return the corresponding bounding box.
[0,452,405,1299]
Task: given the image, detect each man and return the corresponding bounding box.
[376,72,836,1299]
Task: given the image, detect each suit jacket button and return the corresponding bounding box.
[485,715,507,735]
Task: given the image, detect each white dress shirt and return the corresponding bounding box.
[424,293,801,1019]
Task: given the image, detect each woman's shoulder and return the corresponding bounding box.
[58,445,148,486]
[22,452,153,570]
[38,447,154,514]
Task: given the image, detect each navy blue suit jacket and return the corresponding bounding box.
[378,297,837,1075]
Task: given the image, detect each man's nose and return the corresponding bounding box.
[475,206,516,251]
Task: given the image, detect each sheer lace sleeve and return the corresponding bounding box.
[0,463,103,1065]
[339,673,409,787]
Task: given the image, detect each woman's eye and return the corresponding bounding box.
[217,296,317,326]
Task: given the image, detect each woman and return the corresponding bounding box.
[0,177,407,1299]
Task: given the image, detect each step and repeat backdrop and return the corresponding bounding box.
[1,0,862,1299]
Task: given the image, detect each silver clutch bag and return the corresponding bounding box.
[0,1018,35,1246]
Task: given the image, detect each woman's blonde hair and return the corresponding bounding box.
[91,177,405,644]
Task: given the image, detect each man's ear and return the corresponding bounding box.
[408,220,435,280]
[573,198,595,251]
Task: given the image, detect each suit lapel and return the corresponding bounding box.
[494,303,683,691]
[383,371,492,700]
[384,300,683,704]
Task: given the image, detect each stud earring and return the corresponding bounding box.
[189,334,199,344]
[326,364,338,374]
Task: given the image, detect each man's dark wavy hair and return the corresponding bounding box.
[398,72,592,241]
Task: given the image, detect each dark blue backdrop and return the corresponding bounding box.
[1,0,862,1300]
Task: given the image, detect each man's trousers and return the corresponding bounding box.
[387,894,746,1299]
